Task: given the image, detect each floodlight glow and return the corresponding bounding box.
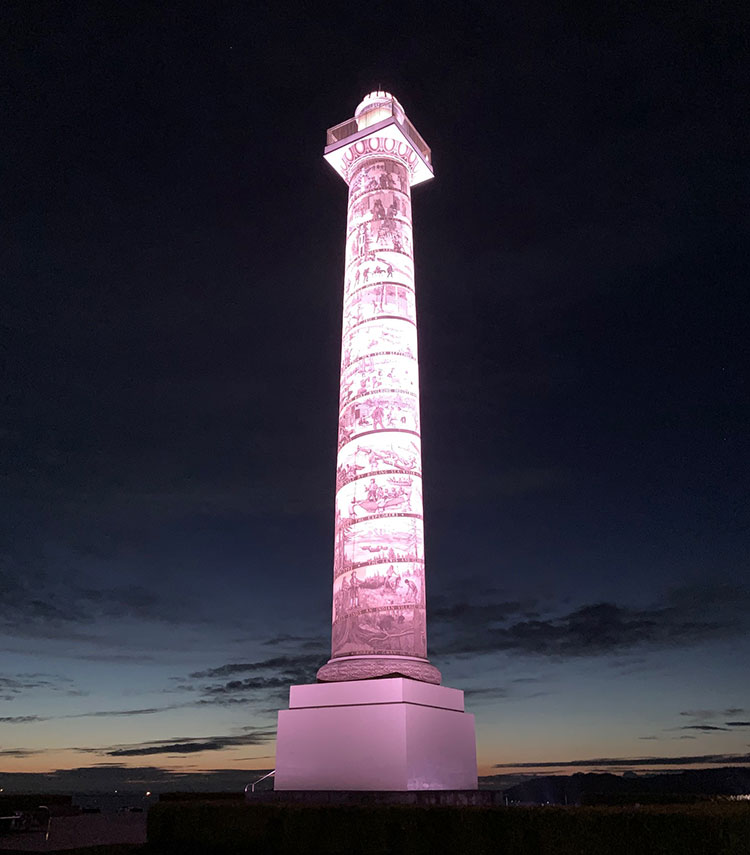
[317,93,441,685]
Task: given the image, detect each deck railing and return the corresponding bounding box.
[326,107,431,165]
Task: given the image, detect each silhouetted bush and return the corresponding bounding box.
[584,791,715,806]
[159,792,246,802]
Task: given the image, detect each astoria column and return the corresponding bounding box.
[273,93,476,791]
[317,92,441,685]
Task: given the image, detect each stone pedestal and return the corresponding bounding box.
[275,677,477,791]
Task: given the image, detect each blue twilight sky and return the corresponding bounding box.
[2,1,748,788]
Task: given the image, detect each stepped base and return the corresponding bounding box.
[275,678,477,791]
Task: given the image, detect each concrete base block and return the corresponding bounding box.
[275,678,477,791]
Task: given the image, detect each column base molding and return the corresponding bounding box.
[317,656,441,685]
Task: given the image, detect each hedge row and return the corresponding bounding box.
[0,846,140,855]
[147,801,750,855]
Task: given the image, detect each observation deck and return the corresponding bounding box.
[324,91,434,187]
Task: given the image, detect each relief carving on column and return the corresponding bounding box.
[322,151,440,686]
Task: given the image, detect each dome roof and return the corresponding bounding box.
[354,90,404,118]
[354,91,406,130]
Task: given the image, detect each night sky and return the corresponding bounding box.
[3,2,748,790]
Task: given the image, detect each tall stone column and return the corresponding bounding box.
[273,93,477,791]
[317,92,441,685]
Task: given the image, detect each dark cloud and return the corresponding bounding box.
[494,753,750,769]
[0,703,195,724]
[109,742,224,756]
[203,677,291,695]
[0,673,73,700]
[678,725,730,732]
[0,748,44,757]
[432,585,750,659]
[679,708,747,719]
[190,655,321,704]
[69,705,185,719]
[0,561,196,642]
[0,715,47,723]
[463,687,509,700]
[105,730,275,757]
[189,654,321,680]
[726,722,750,728]
[680,710,722,719]
[185,654,321,706]
[72,653,157,662]
[262,634,328,650]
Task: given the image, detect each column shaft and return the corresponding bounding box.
[317,151,440,685]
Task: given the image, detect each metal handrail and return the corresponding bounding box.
[0,806,50,837]
[400,116,431,164]
[38,806,51,842]
[327,118,359,145]
[245,770,275,794]
[326,107,432,165]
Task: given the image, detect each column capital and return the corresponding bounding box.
[324,94,433,187]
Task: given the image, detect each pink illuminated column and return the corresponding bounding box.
[317,93,441,685]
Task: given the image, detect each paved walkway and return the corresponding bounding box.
[0,813,146,851]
